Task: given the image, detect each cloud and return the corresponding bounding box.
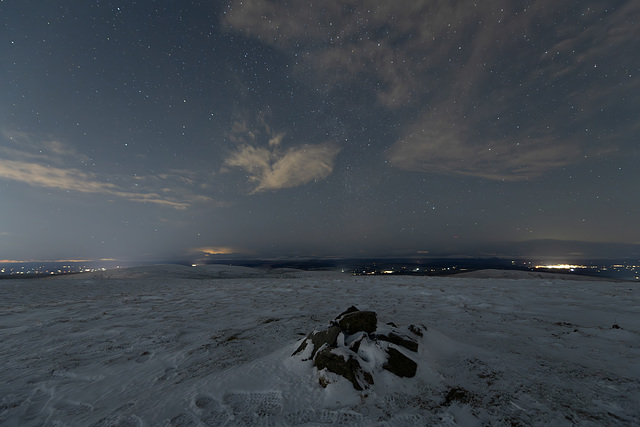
[387,115,577,181]
[0,159,114,193]
[223,0,640,180]
[0,129,89,165]
[0,128,226,209]
[224,1,561,108]
[222,0,431,107]
[223,114,341,193]
[0,159,190,208]
[226,142,341,193]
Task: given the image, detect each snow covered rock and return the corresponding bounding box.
[292,306,424,390]
[313,346,374,390]
[335,306,378,334]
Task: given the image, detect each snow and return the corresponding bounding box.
[1,265,639,426]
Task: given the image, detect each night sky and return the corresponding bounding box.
[1,1,639,264]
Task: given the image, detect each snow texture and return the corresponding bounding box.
[1,265,639,426]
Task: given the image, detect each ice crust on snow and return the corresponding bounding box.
[1,265,639,425]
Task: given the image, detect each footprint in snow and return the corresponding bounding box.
[134,351,151,363]
[194,394,230,425]
[223,391,282,422]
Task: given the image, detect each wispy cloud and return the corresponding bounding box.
[223,115,341,193]
[0,129,222,209]
[0,158,190,209]
[1,129,89,165]
[226,143,341,193]
[387,114,577,181]
[223,0,640,180]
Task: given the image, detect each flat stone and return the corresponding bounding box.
[383,347,417,378]
[337,311,377,335]
[376,332,418,352]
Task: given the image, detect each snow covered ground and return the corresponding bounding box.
[1,265,638,426]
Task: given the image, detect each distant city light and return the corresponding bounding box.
[535,264,586,270]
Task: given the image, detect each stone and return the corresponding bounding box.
[292,338,308,356]
[336,310,377,335]
[408,324,425,337]
[293,307,421,390]
[292,325,342,358]
[336,305,360,318]
[375,332,418,352]
[314,347,373,391]
[309,326,342,358]
[383,347,417,378]
[348,333,365,353]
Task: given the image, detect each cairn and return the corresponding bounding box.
[292,306,425,390]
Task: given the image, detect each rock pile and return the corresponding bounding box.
[292,306,426,390]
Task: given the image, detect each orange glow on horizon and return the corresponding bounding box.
[194,246,238,255]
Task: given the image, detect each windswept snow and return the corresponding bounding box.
[1,265,638,426]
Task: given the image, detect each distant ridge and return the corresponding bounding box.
[451,268,612,281]
[56,264,335,280]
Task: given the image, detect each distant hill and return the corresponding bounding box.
[451,268,612,281]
